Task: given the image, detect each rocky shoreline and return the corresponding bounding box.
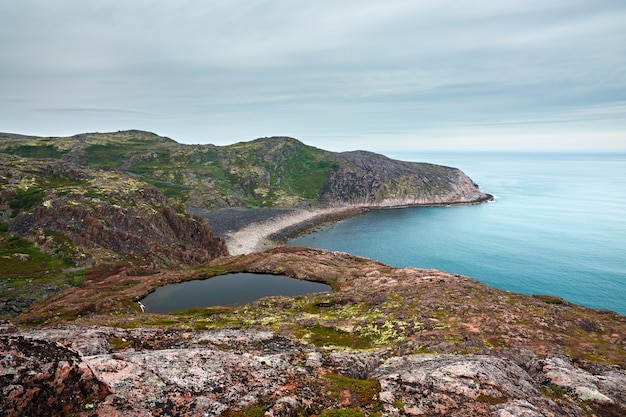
[221,206,370,255]
[198,193,494,256]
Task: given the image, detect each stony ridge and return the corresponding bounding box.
[0,153,227,267]
[3,325,625,417]
[3,247,626,416]
[0,130,492,209]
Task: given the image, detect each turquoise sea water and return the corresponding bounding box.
[287,152,626,315]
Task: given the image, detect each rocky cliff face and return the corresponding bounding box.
[321,150,488,206]
[0,154,227,268]
[0,131,492,209]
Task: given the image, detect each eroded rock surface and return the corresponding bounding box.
[2,325,625,417]
[0,154,228,267]
[4,249,626,416]
[375,354,554,416]
[0,335,109,417]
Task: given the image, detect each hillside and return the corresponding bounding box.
[0,130,491,209]
[0,129,493,312]
[0,130,493,317]
[3,247,625,416]
[0,153,228,317]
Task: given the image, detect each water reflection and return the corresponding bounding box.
[140,273,331,313]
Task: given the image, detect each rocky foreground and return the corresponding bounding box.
[3,247,625,417]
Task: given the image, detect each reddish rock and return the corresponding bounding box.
[0,335,109,417]
[4,325,625,417]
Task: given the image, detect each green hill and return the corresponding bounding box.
[0,130,491,209]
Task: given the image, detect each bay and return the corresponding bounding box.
[287,152,626,315]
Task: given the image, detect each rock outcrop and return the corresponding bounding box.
[0,333,110,417]
[2,325,625,417]
[0,154,228,267]
[4,247,625,415]
[320,150,489,206]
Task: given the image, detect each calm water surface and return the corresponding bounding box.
[140,273,331,313]
[288,153,626,315]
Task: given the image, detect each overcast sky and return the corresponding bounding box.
[1,1,625,152]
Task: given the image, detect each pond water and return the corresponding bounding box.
[139,273,331,313]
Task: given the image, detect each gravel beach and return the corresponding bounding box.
[191,206,369,255]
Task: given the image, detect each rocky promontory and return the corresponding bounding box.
[2,131,624,416]
[0,130,489,314]
[0,130,492,210]
[3,248,625,416]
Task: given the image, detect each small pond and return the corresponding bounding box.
[139,273,332,313]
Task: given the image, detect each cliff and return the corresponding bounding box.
[0,130,492,209]
[2,248,625,416]
[0,153,227,265]
[320,150,487,206]
[0,153,228,316]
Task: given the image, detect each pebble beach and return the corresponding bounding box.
[195,206,369,255]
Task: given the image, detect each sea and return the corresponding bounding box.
[287,152,626,315]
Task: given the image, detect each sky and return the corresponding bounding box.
[1,0,625,152]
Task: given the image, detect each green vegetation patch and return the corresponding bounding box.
[126,151,171,174]
[172,306,233,317]
[223,405,267,417]
[300,324,374,349]
[9,186,45,215]
[319,409,365,417]
[43,229,76,262]
[81,143,145,168]
[41,174,87,189]
[543,383,567,398]
[533,294,567,305]
[324,373,382,410]
[108,337,133,351]
[476,393,508,405]
[0,231,83,318]
[147,181,191,201]
[0,234,72,275]
[4,144,66,159]
[279,148,337,200]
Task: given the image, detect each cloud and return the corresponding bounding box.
[0,0,624,150]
